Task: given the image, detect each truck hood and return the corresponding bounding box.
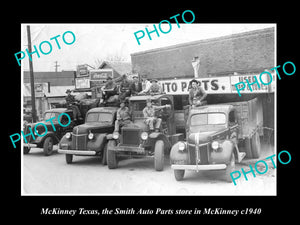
[188,129,225,144]
[72,122,113,135]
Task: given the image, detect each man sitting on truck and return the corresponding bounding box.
[188,79,207,107]
[139,79,163,95]
[143,98,171,132]
[119,74,131,101]
[101,76,118,103]
[114,99,132,133]
[65,89,82,121]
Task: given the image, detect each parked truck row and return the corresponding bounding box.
[23,90,264,182]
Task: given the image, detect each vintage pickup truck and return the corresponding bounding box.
[170,97,263,181]
[58,107,118,164]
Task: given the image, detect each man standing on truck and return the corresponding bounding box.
[114,99,132,133]
[143,98,170,132]
[188,79,207,107]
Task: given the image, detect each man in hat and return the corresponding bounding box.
[139,79,162,95]
[119,74,131,101]
[101,76,118,103]
[65,89,82,121]
[188,79,207,107]
[143,98,171,132]
[130,75,142,96]
[114,99,132,132]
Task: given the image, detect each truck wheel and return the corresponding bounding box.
[66,154,73,164]
[224,152,235,183]
[24,146,30,154]
[251,132,261,158]
[102,143,108,165]
[43,137,54,156]
[154,140,164,171]
[174,170,185,181]
[107,140,118,169]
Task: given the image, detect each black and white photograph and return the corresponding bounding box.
[20,23,276,195]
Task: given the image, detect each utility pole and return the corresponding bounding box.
[27,25,37,123]
[54,61,60,72]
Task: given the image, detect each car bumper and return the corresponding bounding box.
[58,148,97,156]
[171,164,227,171]
[111,145,145,154]
[23,143,37,148]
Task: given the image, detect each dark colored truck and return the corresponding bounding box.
[106,94,183,171]
[170,97,263,181]
[58,107,118,164]
[23,108,77,156]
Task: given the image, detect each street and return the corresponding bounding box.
[22,144,276,195]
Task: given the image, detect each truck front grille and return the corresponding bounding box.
[122,128,140,146]
[188,143,209,165]
[72,134,87,150]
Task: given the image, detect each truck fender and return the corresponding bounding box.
[87,133,107,152]
[36,131,60,145]
[220,140,235,163]
[170,142,189,164]
[59,134,72,147]
[149,132,171,151]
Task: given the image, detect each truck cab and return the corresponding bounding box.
[107,94,183,171]
[170,104,246,181]
[58,107,118,164]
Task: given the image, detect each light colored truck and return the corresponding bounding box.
[170,97,263,181]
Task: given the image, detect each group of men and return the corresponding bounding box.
[65,75,207,132]
[115,98,170,133]
[101,74,163,104]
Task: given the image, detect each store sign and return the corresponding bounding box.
[230,73,275,94]
[90,69,113,88]
[76,65,89,77]
[160,74,275,95]
[75,77,90,89]
[90,69,113,80]
[160,77,232,95]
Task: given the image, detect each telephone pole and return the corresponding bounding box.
[54,61,60,72]
[27,25,37,123]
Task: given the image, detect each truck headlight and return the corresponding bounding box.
[178,142,186,151]
[66,132,71,139]
[141,132,148,140]
[211,141,219,150]
[88,132,94,140]
[112,132,119,140]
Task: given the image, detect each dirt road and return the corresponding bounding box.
[22,144,276,195]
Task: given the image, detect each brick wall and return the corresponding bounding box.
[131,28,274,79]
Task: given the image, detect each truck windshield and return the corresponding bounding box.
[190,113,226,125]
[44,112,60,122]
[86,112,112,123]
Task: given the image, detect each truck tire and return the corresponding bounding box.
[102,143,108,165]
[24,147,30,154]
[107,140,118,169]
[174,170,185,181]
[224,152,235,183]
[66,154,73,164]
[251,132,261,158]
[43,136,54,156]
[154,140,164,171]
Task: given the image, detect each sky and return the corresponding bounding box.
[20,23,275,72]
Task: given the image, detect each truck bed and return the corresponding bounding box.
[227,97,263,139]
